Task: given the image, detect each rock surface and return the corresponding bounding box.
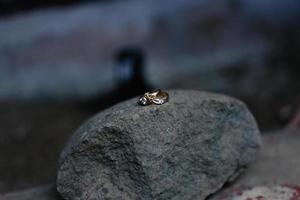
[57,90,261,200]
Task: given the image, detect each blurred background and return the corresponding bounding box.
[0,0,299,195]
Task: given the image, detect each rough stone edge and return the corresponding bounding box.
[58,89,257,166]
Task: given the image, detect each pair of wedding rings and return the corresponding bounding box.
[138,89,169,106]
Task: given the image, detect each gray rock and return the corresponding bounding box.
[57,90,261,200]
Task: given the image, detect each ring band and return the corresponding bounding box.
[138,89,169,106]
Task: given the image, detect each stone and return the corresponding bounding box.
[57,90,261,200]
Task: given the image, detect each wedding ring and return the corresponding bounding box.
[138,89,169,106]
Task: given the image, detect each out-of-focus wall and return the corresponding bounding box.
[0,0,299,101]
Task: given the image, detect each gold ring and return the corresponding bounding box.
[138,89,169,106]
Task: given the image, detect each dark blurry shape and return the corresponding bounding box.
[87,47,151,110]
[288,108,300,130]
[114,47,150,98]
[115,48,144,85]
[285,95,300,130]
[277,29,300,76]
[0,0,78,17]
[0,0,111,17]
